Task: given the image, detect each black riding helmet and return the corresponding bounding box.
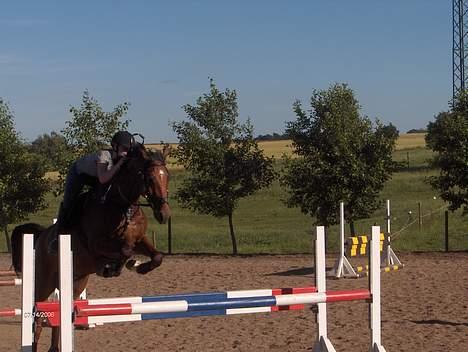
[111,131,134,150]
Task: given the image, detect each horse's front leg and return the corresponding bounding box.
[132,235,163,274]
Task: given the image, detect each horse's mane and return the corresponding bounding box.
[129,143,168,164]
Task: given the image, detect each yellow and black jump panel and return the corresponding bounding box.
[346,233,387,257]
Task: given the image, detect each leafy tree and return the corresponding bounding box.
[0,99,50,251]
[56,90,130,194]
[407,128,427,134]
[426,92,468,214]
[27,131,67,171]
[281,83,398,234]
[172,80,275,254]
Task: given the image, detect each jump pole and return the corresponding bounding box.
[36,286,318,327]
[0,270,17,276]
[0,278,22,286]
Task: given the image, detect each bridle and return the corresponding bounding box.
[142,160,169,209]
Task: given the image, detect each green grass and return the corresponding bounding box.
[1,144,466,254]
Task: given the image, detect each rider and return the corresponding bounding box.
[48,131,134,253]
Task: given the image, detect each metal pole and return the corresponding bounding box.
[167,190,172,254]
[445,211,449,252]
[168,217,172,255]
[386,200,391,234]
[418,202,422,231]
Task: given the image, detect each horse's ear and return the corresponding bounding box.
[149,149,164,162]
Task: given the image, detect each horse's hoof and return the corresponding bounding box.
[154,253,163,267]
[136,263,151,275]
[125,259,141,271]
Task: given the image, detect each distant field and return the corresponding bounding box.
[44,134,427,178]
[394,133,426,150]
[145,133,427,164]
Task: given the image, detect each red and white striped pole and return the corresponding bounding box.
[0,270,17,276]
[0,308,21,317]
[0,278,22,286]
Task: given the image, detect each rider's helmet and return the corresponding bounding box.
[111,131,133,151]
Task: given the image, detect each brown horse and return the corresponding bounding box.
[11,143,171,352]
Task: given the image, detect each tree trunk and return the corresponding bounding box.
[3,224,11,253]
[349,221,356,236]
[228,213,238,255]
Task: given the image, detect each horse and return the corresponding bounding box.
[11,143,171,352]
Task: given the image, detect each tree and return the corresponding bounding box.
[0,99,50,250]
[426,92,468,214]
[27,131,67,171]
[281,83,398,233]
[172,80,275,254]
[56,90,130,193]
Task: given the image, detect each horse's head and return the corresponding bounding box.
[118,143,171,224]
[143,148,171,224]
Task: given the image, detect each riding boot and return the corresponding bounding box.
[47,225,59,255]
[47,203,71,255]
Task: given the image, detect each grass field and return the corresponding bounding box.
[3,133,466,254]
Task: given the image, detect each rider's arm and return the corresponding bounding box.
[96,158,126,184]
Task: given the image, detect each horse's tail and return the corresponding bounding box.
[11,223,46,273]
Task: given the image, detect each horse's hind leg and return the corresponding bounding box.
[133,236,163,274]
[49,327,60,352]
[32,317,59,352]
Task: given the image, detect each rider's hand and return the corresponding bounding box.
[117,156,128,167]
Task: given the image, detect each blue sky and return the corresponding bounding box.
[1,1,451,142]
